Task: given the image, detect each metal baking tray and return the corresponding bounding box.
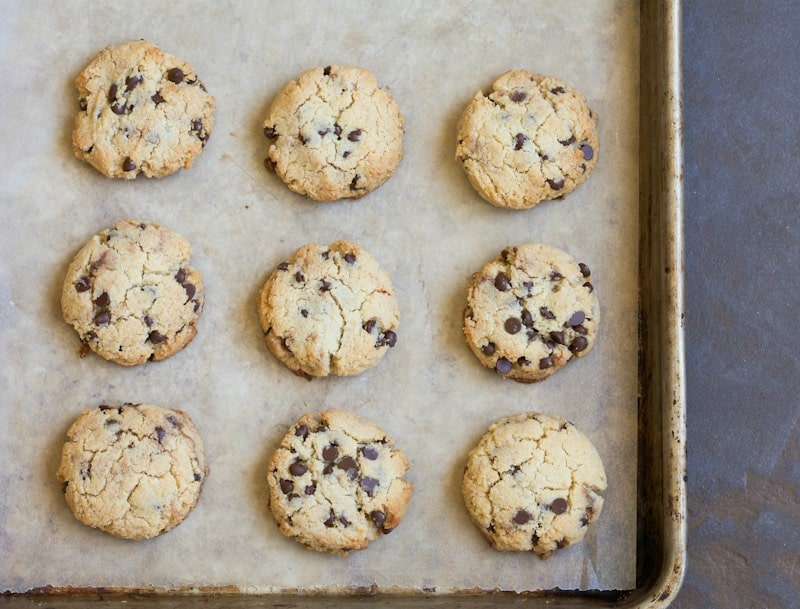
[1,0,685,606]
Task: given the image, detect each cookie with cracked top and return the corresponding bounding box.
[258,241,400,378]
[267,409,412,555]
[61,220,204,366]
[456,69,599,209]
[57,403,209,540]
[73,39,215,179]
[462,412,606,558]
[464,243,599,383]
[262,65,404,201]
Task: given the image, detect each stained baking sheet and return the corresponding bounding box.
[0,1,640,594]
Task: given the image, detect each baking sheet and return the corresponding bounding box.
[0,1,639,593]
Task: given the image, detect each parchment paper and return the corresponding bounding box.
[0,1,639,593]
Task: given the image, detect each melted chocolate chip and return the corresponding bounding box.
[167,68,184,84]
[494,272,511,291]
[583,281,594,292]
[540,307,555,320]
[513,510,531,524]
[337,456,359,479]
[347,129,362,142]
[579,262,591,277]
[517,356,530,366]
[324,510,336,527]
[363,319,377,333]
[75,277,91,293]
[383,330,397,347]
[556,539,567,549]
[580,144,594,161]
[526,329,538,341]
[111,102,130,115]
[349,175,360,190]
[362,446,379,460]
[360,477,379,496]
[295,424,308,439]
[546,179,565,190]
[108,83,118,103]
[94,292,110,307]
[279,479,294,494]
[539,355,554,369]
[125,74,143,92]
[550,498,568,514]
[122,157,136,172]
[344,252,356,264]
[521,309,534,327]
[559,134,576,146]
[574,324,588,335]
[510,90,527,102]
[549,331,565,345]
[288,461,308,476]
[567,311,586,327]
[94,311,110,326]
[143,316,153,327]
[514,133,527,150]
[339,515,351,526]
[149,330,166,344]
[183,283,196,301]
[151,91,165,105]
[305,483,317,495]
[481,342,496,356]
[155,427,166,442]
[319,279,332,292]
[370,510,386,528]
[495,357,512,374]
[569,336,588,353]
[322,444,339,462]
[504,318,522,334]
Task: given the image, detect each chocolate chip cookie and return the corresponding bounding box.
[73,40,215,179]
[258,241,400,378]
[463,243,599,383]
[61,220,204,366]
[57,404,209,540]
[267,409,413,555]
[462,413,606,558]
[456,69,599,209]
[262,65,404,201]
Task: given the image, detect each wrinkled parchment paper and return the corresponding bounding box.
[0,0,638,593]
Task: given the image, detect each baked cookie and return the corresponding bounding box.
[262,65,404,201]
[258,241,400,378]
[73,39,215,179]
[57,403,209,540]
[456,69,598,209]
[464,243,599,383]
[61,220,204,366]
[267,409,412,555]
[462,413,606,558]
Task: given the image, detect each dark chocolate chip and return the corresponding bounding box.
[277,262,289,271]
[75,277,91,293]
[288,461,308,476]
[559,134,576,146]
[323,65,332,76]
[344,252,356,264]
[183,283,196,300]
[279,479,294,494]
[569,336,588,353]
[513,510,531,524]
[295,424,308,439]
[317,127,330,136]
[362,446,379,460]
[579,262,591,277]
[495,357,512,374]
[550,270,563,281]
[194,473,202,481]
[539,355,554,369]
[111,102,130,115]
[144,316,154,329]
[323,463,334,475]
[517,356,531,366]
[551,86,565,94]
[550,497,568,514]
[122,157,136,172]
[79,98,87,111]
[383,330,397,347]
[540,307,555,320]
[370,510,386,528]
[191,118,203,132]
[349,175,360,190]
[549,331,565,345]
[298,131,308,145]
[521,309,534,327]
[583,281,594,293]
[546,179,565,190]
[108,83,118,103]
[339,515,351,526]
[526,329,538,341]
[94,311,110,326]
[343,150,351,159]
[301,309,308,318]
[324,510,336,527]
[151,91,164,105]
[360,477,379,497]
[334,123,342,138]
[155,426,166,442]
[580,513,589,526]
[94,292,110,307]
[305,483,316,495]
[494,272,511,291]
[264,126,277,138]
[347,129,362,142]
[167,68,184,84]
[321,251,329,260]
[580,144,594,161]
[322,444,339,462]
[193,300,201,312]
[294,271,304,283]
[510,90,527,103]
[149,330,166,344]
[504,318,522,334]
[319,279,332,292]
[125,74,142,92]
[337,456,359,479]
[566,311,585,327]
[514,133,527,150]
[363,319,377,333]
[556,539,567,549]
[481,342,496,356]
[574,324,588,335]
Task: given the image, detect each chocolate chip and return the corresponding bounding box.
[514,133,527,150]
[277,262,289,271]
[295,424,308,439]
[323,463,334,475]
[574,324,588,335]
[540,307,555,320]
[526,329,538,341]
[294,272,304,283]
[569,336,588,353]
[583,282,594,293]
[513,510,531,524]
[347,129,362,142]
[194,473,202,481]
[122,157,136,172]
[349,175,360,190]
[183,283,196,301]
[559,134,576,146]
[317,127,330,136]
[546,179,565,190]
[288,461,307,476]
[151,91,164,105]
[580,144,594,161]
[319,279,331,292]
[550,498,568,514]
[305,483,316,495]
[155,427,166,442]
[510,90,527,102]
[279,479,294,494]
[579,263,591,277]
[360,477,379,497]
[344,252,356,264]
[370,510,386,528]
[521,309,534,327]
[551,86,565,94]
[334,123,342,138]
[323,66,332,76]
[339,515,350,526]
[539,355,554,369]
[549,331,565,345]
[111,102,130,115]
[343,150,351,159]
[324,510,336,527]
[363,319,377,333]
[264,126,277,138]
[580,513,589,526]
[191,118,203,132]
[75,277,91,293]
[108,84,118,103]
[383,330,397,347]
[79,98,87,111]
[149,330,166,344]
[362,446,379,460]
[495,357,512,374]
[504,318,522,334]
[301,309,308,318]
[321,251,329,260]
[322,444,339,462]
[298,131,308,145]
[550,270,563,281]
[167,68,184,84]
[94,311,110,326]
[567,311,585,327]
[517,357,531,366]
[481,342,496,356]
[93,292,110,307]
[557,539,567,549]
[125,74,142,92]
[494,272,511,291]
[337,456,359,479]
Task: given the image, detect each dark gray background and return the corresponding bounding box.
[676,2,800,607]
